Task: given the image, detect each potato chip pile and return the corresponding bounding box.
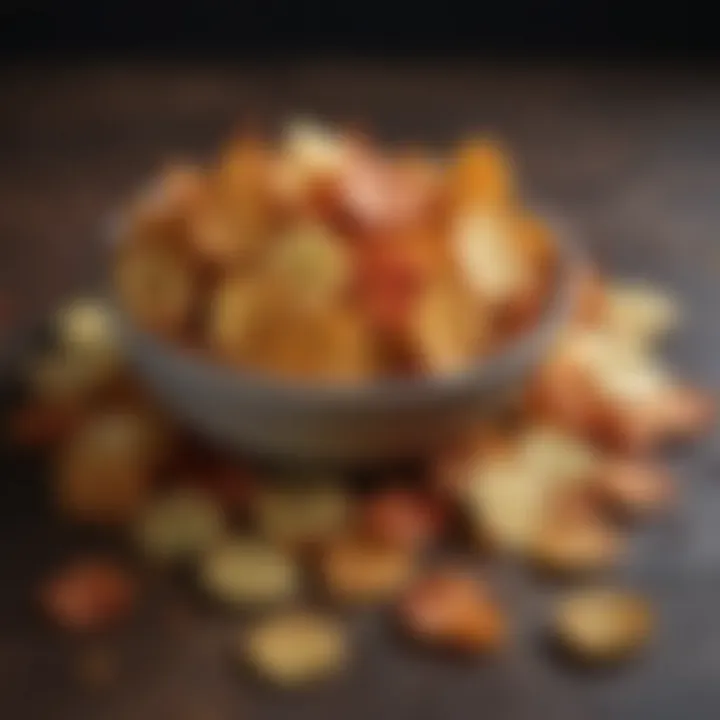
[10,131,715,687]
[114,121,557,381]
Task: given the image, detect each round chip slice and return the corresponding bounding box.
[321,537,415,604]
[200,538,299,607]
[554,588,653,662]
[134,488,224,564]
[55,297,120,364]
[244,610,348,686]
[254,482,349,547]
[264,222,350,310]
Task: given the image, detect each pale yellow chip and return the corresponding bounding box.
[200,538,299,606]
[244,611,348,686]
[464,456,548,552]
[564,328,671,406]
[265,222,350,310]
[134,488,225,564]
[518,426,600,488]
[464,425,599,554]
[283,118,347,178]
[55,297,120,363]
[452,212,531,304]
[554,588,652,661]
[604,282,680,346]
[254,482,349,546]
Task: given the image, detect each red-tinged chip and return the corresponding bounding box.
[39,559,136,632]
[399,570,506,653]
[593,459,673,517]
[195,463,257,517]
[10,402,85,447]
[360,489,446,551]
[600,385,715,453]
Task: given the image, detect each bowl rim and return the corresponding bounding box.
[109,207,581,412]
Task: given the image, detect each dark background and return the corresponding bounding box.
[1,1,718,59]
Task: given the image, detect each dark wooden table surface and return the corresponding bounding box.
[1,60,720,720]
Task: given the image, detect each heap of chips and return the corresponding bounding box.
[13,121,715,686]
[113,120,560,382]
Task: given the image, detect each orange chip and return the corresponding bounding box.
[321,536,415,604]
[55,412,160,525]
[399,570,506,653]
[114,239,196,338]
[448,139,514,210]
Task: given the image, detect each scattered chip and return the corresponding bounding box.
[530,514,623,576]
[553,588,652,662]
[399,570,506,653]
[134,488,225,564]
[243,611,348,686]
[254,482,349,547]
[39,558,136,632]
[55,297,120,363]
[360,489,446,551]
[10,401,84,447]
[200,538,299,607]
[603,282,680,346]
[55,411,161,525]
[593,459,673,518]
[321,536,415,604]
[464,455,552,553]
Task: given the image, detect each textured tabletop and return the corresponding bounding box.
[1,60,720,719]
